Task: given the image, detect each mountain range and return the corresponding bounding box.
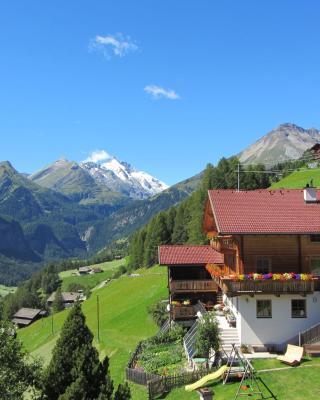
[30,155,168,203]
[1,123,320,284]
[0,158,199,285]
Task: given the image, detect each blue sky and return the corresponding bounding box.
[1,1,320,185]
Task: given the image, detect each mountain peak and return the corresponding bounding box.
[0,160,18,176]
[80,151,168,200]
[239,123,320,165]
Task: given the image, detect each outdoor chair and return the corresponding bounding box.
[277,344,304,366]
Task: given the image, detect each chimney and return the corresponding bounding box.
[304,183,317,203]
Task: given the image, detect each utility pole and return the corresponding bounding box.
[237,163,240,191]
[97,295,100,342]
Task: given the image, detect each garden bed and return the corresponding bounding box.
[136,339,186,375]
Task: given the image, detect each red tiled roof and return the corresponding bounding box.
[158,245,224,265]
[208,189,320,234]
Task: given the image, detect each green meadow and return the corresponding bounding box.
[271,167,320,189]
[59,258,124,291]
[19,265,168,399]
[0,284,17,297]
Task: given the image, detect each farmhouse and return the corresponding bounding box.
[159,188,320,351]
[47,291,84,308]
[78,266,91,275]
[12,308,46,328]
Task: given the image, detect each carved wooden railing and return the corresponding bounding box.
[171,306,197,320]
[170,280,218,293]
[211,236,234,252]
[214,277,315,296]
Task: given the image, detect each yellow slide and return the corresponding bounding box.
[185,365,229,392]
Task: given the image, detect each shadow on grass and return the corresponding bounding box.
[257,377,278,400]
[299,357,314,365]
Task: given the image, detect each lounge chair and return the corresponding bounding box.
[277,344,304,366]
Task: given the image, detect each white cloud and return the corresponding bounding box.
[84,150,112,163]
[144,85,180,100]
[89,33,138,58]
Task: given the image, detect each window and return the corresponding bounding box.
[256,300,272,318]
[310,259,320,275]
[256,257,271,274]
[310,235,320,243]
[291,300,306,318]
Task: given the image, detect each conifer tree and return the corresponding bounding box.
[114,382,131,400]
[52,287,64,313]
[171,203,189,244]
[0,321,41,399]
[42,303,113,400]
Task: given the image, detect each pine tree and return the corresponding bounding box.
[0,321,41,399]
[114,382,131,400]
[52,287,64,313]
[43,303,113,400]
[171,203,189,244]
[143,213,170,266]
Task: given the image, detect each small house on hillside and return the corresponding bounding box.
[47,291,85,308]
[78,266,91,275]
[12,308,46,328]
[92,267,103,274]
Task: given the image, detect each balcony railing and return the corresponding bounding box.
[211,236,234,252]
[215,277,315,296]
[299,322,320,346]
[170,280,218,293]
[172,305,197,320]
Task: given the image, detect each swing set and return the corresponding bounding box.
[223,344,265,399]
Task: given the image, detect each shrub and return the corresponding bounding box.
[195,312,219,367]
[147,301,168,327]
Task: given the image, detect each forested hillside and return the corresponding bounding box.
[128,157,271,269]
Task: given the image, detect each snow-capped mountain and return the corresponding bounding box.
[80,154,168,200]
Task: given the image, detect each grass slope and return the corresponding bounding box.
[59,259,125,291]
[0,284,16,297]
[271,168,320,189]
[19,265,167,399]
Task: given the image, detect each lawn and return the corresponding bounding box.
[59,258,125,291]
[0,284,17,297]
[165,358,320,400]
[18,265,168,400]
[270,168,320,189]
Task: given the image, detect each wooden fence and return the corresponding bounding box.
[126,340,159,385]
[147,368,216,399]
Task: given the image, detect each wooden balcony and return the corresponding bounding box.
[211,236,235,252]
[171,305,197,320]
[215,277,316,296]
[170,280,218,293]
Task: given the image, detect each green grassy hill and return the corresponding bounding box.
[0,284,16,297]
[18,265,168,399]
[59,258,125,291]
[271,167,320,189]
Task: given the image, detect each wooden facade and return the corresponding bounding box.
[209,233,320,276]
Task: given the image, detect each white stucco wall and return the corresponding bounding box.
[223,292,320,347]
